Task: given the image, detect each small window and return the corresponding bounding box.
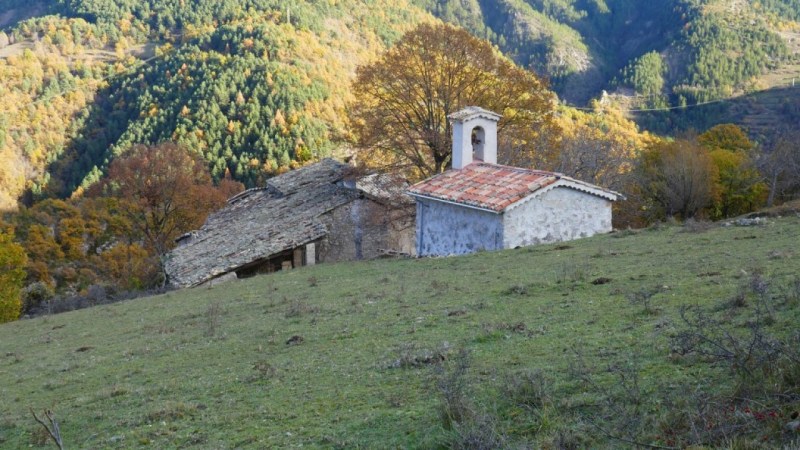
[471,126,486,161]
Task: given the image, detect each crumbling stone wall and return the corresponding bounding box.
[319,198,415,262]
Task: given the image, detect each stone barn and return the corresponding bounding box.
[165,158,415,288]
[407,106,621,257]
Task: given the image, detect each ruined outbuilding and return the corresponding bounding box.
[407,106,621,257]
[165,158,414,288]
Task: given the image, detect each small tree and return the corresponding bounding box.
[637,137,719,220]
[98,142,233,257]
[0,231,27,322]
[699,124,766,218]
[761,128,800,206]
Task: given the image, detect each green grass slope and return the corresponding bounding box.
[1,217,800,448]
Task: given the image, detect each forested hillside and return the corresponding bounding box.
[0,0,427,208]
[0,0,797,209]
[420,0,798,104]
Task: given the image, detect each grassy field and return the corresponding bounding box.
[1,217,799,448]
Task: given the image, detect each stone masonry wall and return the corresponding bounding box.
[319,198,415,262]
[502,187,612,248]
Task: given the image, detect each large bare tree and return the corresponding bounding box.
[761,128,800,206]
[350,22,556,179]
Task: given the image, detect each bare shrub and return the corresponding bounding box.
[501,369,551,410]
[389,342,452,369]
[429,280,450,295]
[503,284,528,296]
[252,360,277,380]
[549,428,587,449]
[660,278,800,448]
[565,273,800,448]
[748,272,776,323]
[475,322,528,343]
[787,277,800,307]
[625,286,661,314]
[21,282,54,315]
[205,301,222,337]
[30,409,63,450]
[434,351,507,448]
[671,306,783,381]
[30,426,51,447]
[670,279,800,421]
[284,299,318,318]
[145,402,198,423]
[565,348,651,447]
[718,285,749,310]
[435,347,473,429]
[555,261,590,284]
[85,284,108,306]
[448,413,506,450]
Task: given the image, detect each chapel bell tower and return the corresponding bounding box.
[448,106,502,169]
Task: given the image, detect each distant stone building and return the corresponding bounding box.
[165,158,415,288]
[407,106,621,257]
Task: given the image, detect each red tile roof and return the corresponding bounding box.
[407,163,560,212]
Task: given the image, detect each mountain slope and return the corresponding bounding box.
[0,0,430,207]
[0,0,797,210]
[1,217,798,447]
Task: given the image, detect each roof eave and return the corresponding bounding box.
[555,177,624,201]
[503,179,621,212]
[406,192,502,214]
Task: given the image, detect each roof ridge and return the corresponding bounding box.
[470,162,562,177]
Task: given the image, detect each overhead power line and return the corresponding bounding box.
[561,79,800,113]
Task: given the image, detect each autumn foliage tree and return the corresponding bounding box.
[350,22,556,179]
[544,105,658,228]
[0,143,243,304]
[9,197,153,293]
[546,105,656,192]
[637,137,720,220]
[0,230,27,323]
[98,142,241,257]
[698,124,766,219]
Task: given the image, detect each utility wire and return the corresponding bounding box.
[561,79,799,113]
[562,96,736,113]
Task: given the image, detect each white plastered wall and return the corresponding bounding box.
[502,187,613,248]
[451,116,498,169]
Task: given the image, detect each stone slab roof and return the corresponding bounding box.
[165,159,359,288]
[407,162,619,213]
